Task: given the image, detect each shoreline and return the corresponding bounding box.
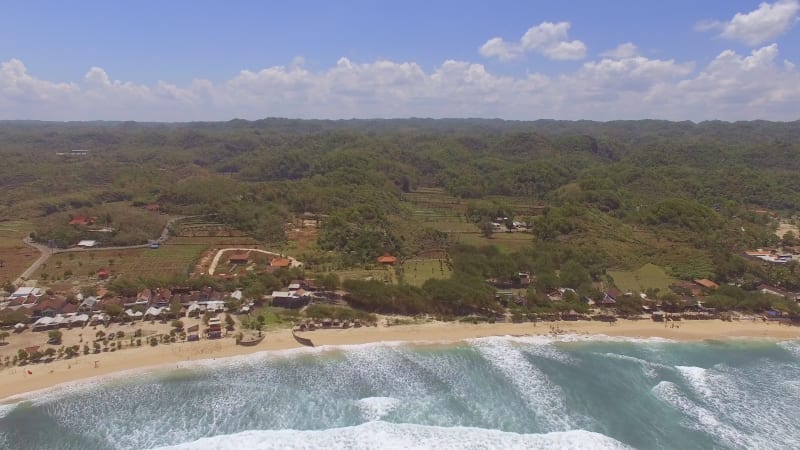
[2,319,800,402]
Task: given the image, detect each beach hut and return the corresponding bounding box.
[51,315,68,328]
[89,313,108,326]
[206,317,222,339]
[69,314,89,327]
[32,316,55,331]
[144,307,163,320]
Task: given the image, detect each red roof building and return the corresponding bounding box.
[270,258,291,268]
[377,254,398,265]
[69,216,94,226]
[694,279,719,290]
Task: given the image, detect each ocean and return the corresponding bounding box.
[1,336,799,449]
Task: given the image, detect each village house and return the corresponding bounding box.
[758,284,800,302]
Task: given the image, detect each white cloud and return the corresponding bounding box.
[697,0,799,46]
[1,46,800,121]
[600,42,639,59]
[479,21,587,61]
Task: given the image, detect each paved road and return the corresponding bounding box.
[13,215,192,286]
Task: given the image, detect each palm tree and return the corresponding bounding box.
[0,331,9,344]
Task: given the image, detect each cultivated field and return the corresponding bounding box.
[33,243,206,282]
[402,259,452,287]
[455,232,531,253]
[0,221,37,285]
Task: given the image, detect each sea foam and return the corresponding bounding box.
[149,421,632,450]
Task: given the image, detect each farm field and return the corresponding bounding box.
[402,259,452,287]
[608,263,678,293]
[334,267,395,284]
[455,232,531,253]
[33,243,206,283]
[0,221,37,286]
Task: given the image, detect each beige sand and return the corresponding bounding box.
[2,318,799,402]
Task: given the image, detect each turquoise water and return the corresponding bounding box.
[1,336,799,449]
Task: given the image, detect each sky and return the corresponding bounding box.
[1,0,799,122]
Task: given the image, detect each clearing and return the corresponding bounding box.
[608,263,677,293]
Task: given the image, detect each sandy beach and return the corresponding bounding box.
[2,318,799,402]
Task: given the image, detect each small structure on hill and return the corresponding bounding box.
[693,279,719,290]
[377,253,398,265]
[77,240,99,248]
[228,252,250,265]
[70,216,95,226]
[270,257,291,268]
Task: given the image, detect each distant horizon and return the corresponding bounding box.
[1,117,798,125]
[2,1,799,121]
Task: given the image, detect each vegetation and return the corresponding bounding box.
[2,119,800,316]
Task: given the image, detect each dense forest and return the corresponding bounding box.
[1,118,799,315]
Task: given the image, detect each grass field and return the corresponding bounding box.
[402,259,452,287]
[608,263,678,293]
[33,243,206,282]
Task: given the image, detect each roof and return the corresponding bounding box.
[377,254,398,264]
[228,252,250,262]
[271,291,296,298]
[270,258,291,268]
[69,216,93,226]
[10,287,43,298]
[77,240,98,247]
[694,279,719,289]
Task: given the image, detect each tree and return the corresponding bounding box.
[0,331,9,344]
[103,303,124,319]
[559,260,591,290]
[171,320,184,330]
[169,300,182,317]
[321,273,341,291]
[48,330,63,344]
[782,230,797,247]
[81,285,98,297]
[225,313,235,331]
[479,220,494,239]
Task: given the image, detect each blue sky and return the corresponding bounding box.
[1,1,799,121]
